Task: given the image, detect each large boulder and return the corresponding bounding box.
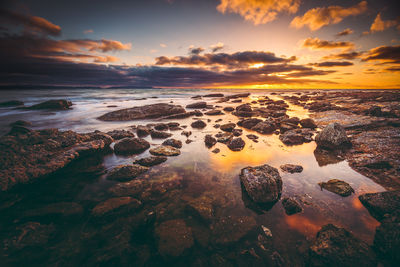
[113,137,150,154]
[358,191,400,221]
[309,224,376,267]
[315,123,350,150]
[98,103,186,121]
[26,99,72,110]
[239,164,282,203]
[107,165,149,181]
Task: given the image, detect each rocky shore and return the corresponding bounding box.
[0,91,399,266]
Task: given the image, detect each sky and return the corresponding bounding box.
[0,0,399,89]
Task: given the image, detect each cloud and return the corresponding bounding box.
[310,61,354,67]
[335,28,353,37]
[155,51,296,68]
[188,46,205,55]
[92,39,131,52]
[0,8,61,36]
[302,37,354,50]
[362,45,400,64]
[290,1,367,31]
[323,51,364,60]
[385,66,400,72]
[210,42,225,53]
[84,29,93,34]
[93,56,119,63]
[216,0,300,25]
[370,13,399,33]
[160,43,167,48]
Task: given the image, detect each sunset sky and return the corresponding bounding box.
[1,0,399,89]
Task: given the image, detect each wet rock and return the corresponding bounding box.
[358,191,400,221]
[149,145,181,156]
[9,120,32,127]
[212,148,220,153]
[205,134,217,148]
[106,129,135,140]
[220,123,236,132]
[8,125,33,135]
[91,197,141,217]
[186,101,207,109]
[22,202,84,219]
[0,100,24,107]
[227,137,245,151]
[373,212,400,264]
[181,130,192,137]
[300,118,317,129]
[232,128,243,136]
[205,109,223,115]
[211,215,256,244]
[162,138,182,148]
[154,123,169,131]
[154,219,194,257]
[252,120,276,134]
[107,165,149,181]
[282,197,303,215]
[233,104,254,117]
[239,164,282,203]
[136,125,151,137]
[315,123,350,150]
[114,137,150,154]
[26,99,72,110]
[167,122,180,128]
[215,132,233,143]
[223,106,234,112]
[280,164,303,173]
[204,93,224,97]
[150,130,172,139]
[261,225,273,238]
[279,128,313,145]
[231,99,242,103]
[191,120,207,129]
[246,134,259,140]
[98,103,186,121]
[109,180,145,197]
[279,122,298,133]
[318,179,354,197]
[186,195,214,223]
[313,148,344,167]
[237,118,263,129]
[309,224,376,267]
[0,128,113,191]
[134,156,167,167]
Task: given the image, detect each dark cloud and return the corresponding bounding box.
[311,61,354,67]
[323,51,364,60]
[302,38,354,50]
[0,8,61,36]
[362,45,400,64]
[189,46,205,55]
[335,28,353,37]
[385,66,400,72]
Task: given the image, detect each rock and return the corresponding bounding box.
[215,132,233,143]
[279,129,313,145]
[161,110,203,119]
[154,123,169,131]
[212,148,220,153]
[150,130,172,139]
[313,148,344,167]
[149,145,181,156]
[227,137,245,151]
[315,123,350,150]
[136,125,151,137]
[239,164,282,203]
[191,120,207,129]
[98,103,186,121]
[246,134,259,140]
[107,165,149,181]
[318,179,354,197]
[106,129,135,140]
[300,118,317,129]
[282,197,303,215]
[232,129,242,136]
[373,212,400,264]
[114,137,150,154]
[22,202,84,219]
[237,118,263,129]
[220,123,236,132]
[91,197,141,217]
[8,125,33,135]
[0,128,113,191]
[211,215,256,244]
[280,164,303,173]
[252,121,276,134]
[9,120,32,127]
[186,102,207,109]
[26,99,72,110]
[204,134,217,148]
[154,219,194,257]
[205,109,223,115]
[134,156,167,167]
[0,100,24,107]
[181,130,192,137]
[261,225,273,238]
[309,224,376,267]
[186,195,214,223]
[358,191,400,221]
[223,106,234,112]
[162,138,182,148]
[204,93,224,97]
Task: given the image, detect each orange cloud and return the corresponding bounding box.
[302,37,354,50]
[94,55,119,63]
[362,45,400,64]
[336,28,353,37]
[290,1,367,31]
[323,51,364,60]
[370,13,399,33]
[217,0,300,25]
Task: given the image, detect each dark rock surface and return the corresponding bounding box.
[300,118,317,129]
[280,164,303,173]
[358,191,400,221]
[162,138,182,148]
[315,123,350,150]
[318,179,354,197]
[252,120,276,134]
[150,130,172,139]
[114,137,150,154]
[191,120,207,129]
[134,156,167,167]
[91,197,141,217]
[227,137,245,151]
[26,99,72,110]
[282,197,303,215]
[149,145,181,156]
[279,128,313,145]
[204,134,217,148]
[211,215,256,244]
[186,102,207,109]
[220,123,236,132]
[136,125,151,137]
[106,130,135,140]
[107,165,149,181]
[0,100,24,107]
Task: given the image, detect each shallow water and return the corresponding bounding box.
[0,89,384,266]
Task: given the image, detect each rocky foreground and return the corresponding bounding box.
[0,90,399,266]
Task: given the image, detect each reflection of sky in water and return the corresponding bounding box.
[0,89,384,244]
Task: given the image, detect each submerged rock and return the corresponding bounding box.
[162,138,182,148]
[149,145,181,156]
[315,123,350,150]
[280,164,303,173]
[0,100,24,107]
[309,224,376,267]
[107,165,149,181]
[134,156,167,167]
[91,197,141,217]
[204,134,217,148]
[26,99,72,110]
[186,195,214,223]
[211,215,257,244]
[358,191,400,221]
[227,137,245,151]
[373,212,400,264]
[98,103,186,121]
[154,219,194,257]
[191,120,207,129]
[282,197,303,215]
[239,164,282,203]
[279,128,313,145]
[318,179,354,197]
[113,137,150,154]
